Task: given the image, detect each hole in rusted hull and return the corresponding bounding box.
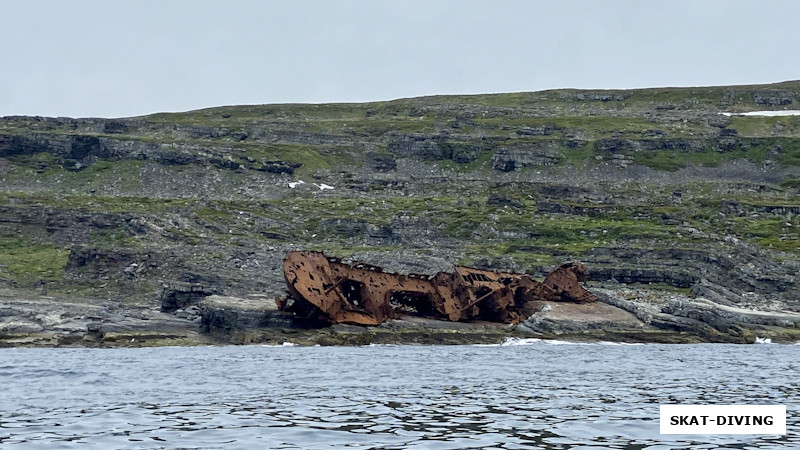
[389,291,434,317]
[340,279,364,307]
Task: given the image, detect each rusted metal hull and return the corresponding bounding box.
[278,250,598,326]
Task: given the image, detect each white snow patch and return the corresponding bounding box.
[288,180,306,188]
[720,110,800,117]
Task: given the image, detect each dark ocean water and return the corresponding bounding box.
[0,339,798,449]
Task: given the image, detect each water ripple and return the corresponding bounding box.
[0,343,798,448]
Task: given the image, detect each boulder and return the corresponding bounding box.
[160,282,217,312]
[199,295,297,334]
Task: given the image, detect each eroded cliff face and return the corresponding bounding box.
[1,82,800,345]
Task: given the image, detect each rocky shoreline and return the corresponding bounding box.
[2,82,800,347]
[3,283,799,348]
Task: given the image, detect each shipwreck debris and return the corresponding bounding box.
[277,250,598,326]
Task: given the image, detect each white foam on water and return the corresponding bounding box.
[499,337,543,346]
[754,337,773,344]
[494,337,647,347]
[498,337,590,346]
[541,339,587,345]
[259,342,299,347]
[597,341,645,346]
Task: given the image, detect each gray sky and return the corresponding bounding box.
[2,0,799,118]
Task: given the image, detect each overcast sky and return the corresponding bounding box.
[2,0,799,118]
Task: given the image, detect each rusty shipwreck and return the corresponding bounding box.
[276,250,598,326]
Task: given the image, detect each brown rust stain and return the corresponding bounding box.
[277,250,598,325]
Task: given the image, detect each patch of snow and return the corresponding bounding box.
[288,180,305,188]
[720,110,800,117]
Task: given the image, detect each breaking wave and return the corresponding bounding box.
[493,337,645,347]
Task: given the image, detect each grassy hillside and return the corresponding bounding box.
[1,81,799,309]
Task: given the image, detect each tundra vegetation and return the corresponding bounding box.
[1,81,800,345]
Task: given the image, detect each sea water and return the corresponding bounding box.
[1,340,798,449]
